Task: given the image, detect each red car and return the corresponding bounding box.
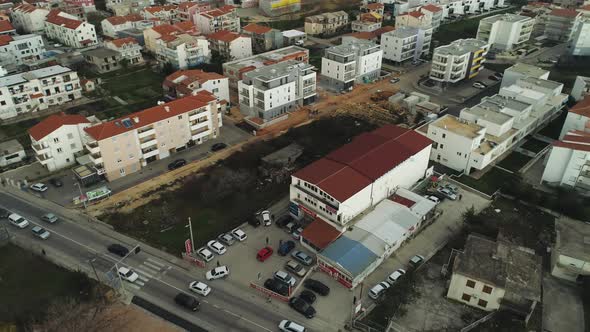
[256,246,273,262]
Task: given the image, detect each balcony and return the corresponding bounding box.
[32,143,49,155]
[142,147,159,159]
[85,143,100,154]
[190,121,208,131]
[191,126,209,139]
[140,139,157,150]
[88,153,102,165]
[36,153,53,165]
[188,108,208,121]
[137,127,155,138]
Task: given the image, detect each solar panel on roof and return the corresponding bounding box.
[121,118,133,128]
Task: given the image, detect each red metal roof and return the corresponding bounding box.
[389,194,416,208]
[242,23,272,34]
[207,29,242,43]
[28,113,90,141]
[554,131,590,152]
[84,91,216,141]
[569,95,590,118]
[0,20,14,32]
[301,216,342,250]
[421,4,442,12]
[46,10,83,29]
[0,34,13,46]
[549,8,579,17]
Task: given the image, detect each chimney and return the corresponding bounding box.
[165,106,170,112]
[133,116,139,123]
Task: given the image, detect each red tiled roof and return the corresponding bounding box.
[569,95,590,117]
[174,20,196,32]
[105,13,142,25]
[242,23,272,34]
[550,8,579,17]
[421,4,442,12]
[301,216,342,250]
[84,91,216,141]
[554,131,590,152]
[28,113,90,141]
[109,36,138,47]
[46,10,82,29]
[13,3,38,13]
[178,1,197,11]
[408,11,425,18]
[151,23,180,35]
[372,25,395,36]
[389,194,416,208]
[365,3,384,10]
[0,20,14,32]
[207,29,242,42]
[344,31,375,40]
[164,69,225,87]
[144,4,177,14]
[200,5,235,18]
[0,34,12,46]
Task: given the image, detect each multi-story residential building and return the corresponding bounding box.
[207,30,252,60]
[476,14,534,51]
[259,0,301,17]
[321,40,383,92]
[282,29,306,46]
[0,65,82,120]
[44,10,98,48]
[381,26,432,63]
[177,1,211,23]
[519,2,552,37]
[143,21,197,53]
[101,13,143,38]
[163,69,229,102]
[500,62,549,88]
[106,0,150,16]
[304,11,348,37]
[195,5,239,35]
[543,129,590,190]
[242,23,283,53]
[544,8,581,42]
[142,5,178,23]
[238,60,316,128]
[351,17,382,33]
[10,3,49,33]
[0,20,15,35]
[58,1,86,21]
[429,38,489,83]
[569,20,590,57]
[395,11,432,29]
[155,33,210,69]
[417,77,567,174]
[223,45,309,89]
[0,34,45,72]
[28,113,94,171]
[447,234,541,318]
[553,0,584,9]
[82,47,122,73]
[571,76,590,101]
[104,37,144,66]
[83,90,222,181]
[63,0,95,13]
[360,2,385,17]
[419,4,442,29]
[559,95,590,139]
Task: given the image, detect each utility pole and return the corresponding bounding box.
[187,217,195,255]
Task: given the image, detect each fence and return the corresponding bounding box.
[460,311,496,332]
[249,282,289,302]
[181,252,205,268]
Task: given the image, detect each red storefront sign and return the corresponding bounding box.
[298,204,317,217]
[249,282,289,302]
[185,239,192,255]
[182,252,205,268]
[318,261,353,288]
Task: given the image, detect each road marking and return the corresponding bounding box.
[135,267,155,279]
[135,280,145,286]
[143,261,162,271]
[146,257,166,267]
[222,309,273,332]
[212,304,220,309]
[137,275,149,282]
[127,283,141,290]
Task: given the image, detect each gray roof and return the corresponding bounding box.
[386,26,422,39]
[0,139,24,156]
[483,94,531,112]
[555,216,590,262]
[261,143,303,166]
[82,47,121,58]
[243,60,314,82]
[453,234,542,302]
[505,63,548,78]
[435,38,488,56]
[0,65,73,88]
[518,76,562,90]
[463,105,513,125]
[326,40,379,57]
[480,13,533,24]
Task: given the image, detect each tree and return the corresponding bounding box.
[161,62,175,75]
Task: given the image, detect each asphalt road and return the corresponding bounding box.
[0,190,315,332]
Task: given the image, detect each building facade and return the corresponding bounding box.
[100,13,143,38]
[104,37,144,66]
[207,30,252,60]
[10,3,49,33]
[304,11,348,37]
[544,8,581,42]
[476,14,534,51]
[141,4,177,23]
[429,38,489,83]
[242,23,283,53]
[259,0,301,17]
[395,11,432,29]
[163,69,230,103]
[551,216,590,282]
[0,34,46,72]
[155,33,210,70]
[195,5,239,35]
[381,26,432,63]
[44,10,98,48]
[420,4,443,29]
[571,76,590,102]
[82,47,122,73]
[569,20,590,57]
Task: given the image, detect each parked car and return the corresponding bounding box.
[189,281,211,296]
[41,213,58,224]
[472,82,486,89]
[261,210,271,226]
[276,215,293,228]
[257,246,273,262]
[118,267,139,282]
[436,187,457,200]
[264,278,289,296]
[248,217,261,227]
[369,281,391,300]
[279,320,307,332]
[488,75,500,81]
[0,208,10,219]
[285,260,307,277]
[107,243,129,257]
[494,72,503,78]
[390,77,400,84]
[409,255,425,269]
[443,183,459,194]
[207,240,226,255]
[299,290,316,304]
[30,183,48,192]
[278,240,296,256]
[292,227,303,240]
[197,247,214,262]
[274,270,297,287]
[217,233,235,246]
[8,213,29,229]
[206,266,229,280]
[231,228,247,241]
[168,159,187,170]
[303,279,330,296]
[31,225,50,239]
[387,269,406,284]
[49,178,63,187]
[424,195,440,204]
[289,296,316,319]
[211,143,227,152]
[291,250,313,266]
[174,293,200,311]
[475,81,488,87]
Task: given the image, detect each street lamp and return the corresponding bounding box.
[74,182,86,209]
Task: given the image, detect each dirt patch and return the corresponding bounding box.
[100,304,181,332]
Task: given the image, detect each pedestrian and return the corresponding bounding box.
[216,260,220,267]
[459,194,463,200]
[41,249,46,256]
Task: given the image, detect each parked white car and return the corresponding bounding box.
[262,210,271,226]
[473,82,486,89]
[279,320,306,332]
[189,281,211,296]
[387,269,406,284]
[118,267,139,282]
[197,247,214,262]
[231,228,247,241]
[30,183,48,192]
[369,281,390,300]
[8,213,29,229]
[206,266,229,280]
[424,195,440,204]
[274,270,297,287]
[207,240,227,255]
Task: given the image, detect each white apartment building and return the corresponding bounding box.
[10,3,49,33]
[304,11,349,36]
[395,11,432,29]
[559,96,590,139]
[321,39,383,92]
[238,60,316,128]
[155,33,210,70]
[476,14,534,51]
[143,22,197,53]
[195,5,240,35]
[106,0,150,16]
[142,4,177,23]
[420,4,443,29]
[544,8,582,42]
[542,129,590,190]
[429,38,489,83]
[0,34,46,72]
[569,20,590,57]
[381,26,432,63]
[163,69,230,103]
[100,13,143,38]
[351,20,382,33]
[207,30,252,60]
[571,76,590,101]
[44,10,98,48]
[418,77,567,174]
[500,62,549,88]
[29,113,95,171]
[0,65,82,120]
[104,37,144,66]
[83,91,222,181]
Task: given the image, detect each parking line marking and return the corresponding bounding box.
[146,257,166,267]
[143,262,162,271]
[135,280,145,286]
[137,275,149,282]
[135,268,155,279]
[127,284,141,290]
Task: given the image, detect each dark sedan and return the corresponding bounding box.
[289,296,316,319]
[168,159,187,170]
[304,279,330,296]
[210,143,227,152]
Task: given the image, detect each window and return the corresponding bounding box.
[70,143,76,149]
[57,148,63,153]
[117,158,122,163]
[461,293,471,301]
[442,133,446,138]
[482,285,493,294]
[466,280,476,288]
[477,299,487,308]
[119,168,126,176]
[178,115,182,119]
[53,137,60,143]
[67,133,74,139]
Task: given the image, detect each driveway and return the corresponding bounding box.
[543,276,585,332]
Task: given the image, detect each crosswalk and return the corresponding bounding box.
[126,257,169,290]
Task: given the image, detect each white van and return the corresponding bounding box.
[279,320,306,332]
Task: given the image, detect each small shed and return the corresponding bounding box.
[81,79,95,92]
[0,139,25,167]
[261,143,303,168]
